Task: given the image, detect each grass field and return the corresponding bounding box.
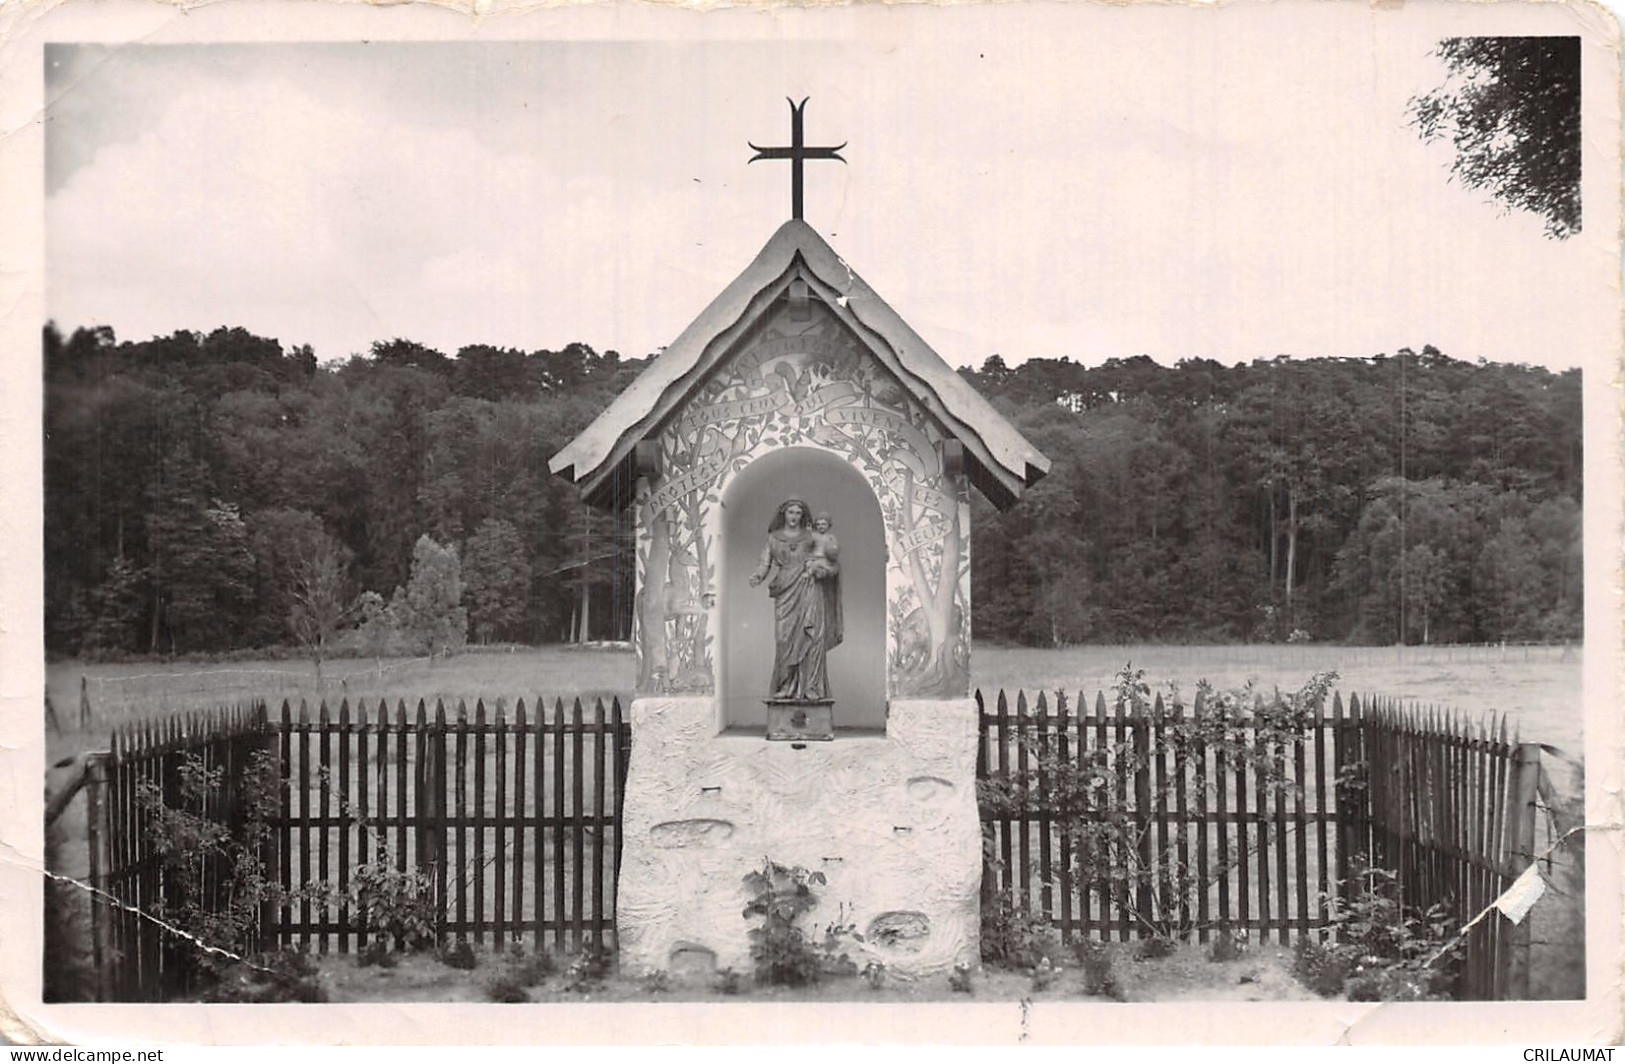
[46,641,1584,762]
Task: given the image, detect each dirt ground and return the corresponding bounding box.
[313,940,1323,1004]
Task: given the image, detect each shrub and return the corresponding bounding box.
[741,859,828,987]
[1134,935,1178,961]
[1293,938,1350,997]
[642,970,671,994]
[349,858,436,953]
[1310,858,1462,1001]
[1030,957,1058,992]
[440,939,478,970]
[356,939,397,969]
[1075,940,1120,999]
[714,967,745,995]
[564,936,612,993]
[201,948,326,1003]
[949,963,974,994]
[484,972,529,1003]
[978,892,1060,971]
[862,960,886,991]
[1208,930,1247,963]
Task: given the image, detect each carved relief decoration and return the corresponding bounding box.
[633,298,972,699]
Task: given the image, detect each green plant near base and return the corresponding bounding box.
[741,859,862,987]
[440,939,478,970]
[349,856,436,952]
[1296,858,1463,1001]
[1134,935,1178,961]
[977,887,1061,971]
[981,665,1339,943]
[135,750,317,995]
[1074,939,1121,999]
[199,947,326,1003]
[714,967,745,995]
[1207,929,1248,962]
[484,971,529,1003]
[564,936,613,993]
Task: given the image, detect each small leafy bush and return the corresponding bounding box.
[201,948,326,1003]
[565,936,613,993]
[356,939,398,969]
[440,939,478,970]
[1293,938,1350,997]
[642,970,671,994]
[1134,935,1178,961]
[350,858,436,953]
[714,967,745,996]
[742,859,828,987]
[949,963,974,994]
[979,892,1060,971]
[484,972,529,1003]
[1208,930,1247,962]
[1030,957,1058,992]
[1074,940,1120,999]
[1310,859,1463,1001]
[862,960,886,991]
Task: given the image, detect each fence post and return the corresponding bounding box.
[1504,742,1541,999]
[84,751,111,1002]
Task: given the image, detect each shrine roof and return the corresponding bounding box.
[549,220,1050,510]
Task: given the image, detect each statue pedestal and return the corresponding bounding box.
[764,698,835,741]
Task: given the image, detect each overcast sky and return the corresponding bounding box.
[42,5,1612,371]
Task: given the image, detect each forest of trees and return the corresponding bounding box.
[43,324,1582,659]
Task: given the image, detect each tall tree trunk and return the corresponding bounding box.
[1284,488,1298,621]
[579,581,591,644]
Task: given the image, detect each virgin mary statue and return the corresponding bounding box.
[747,498,843,700]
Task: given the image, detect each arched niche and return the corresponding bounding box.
[719,446,887,733]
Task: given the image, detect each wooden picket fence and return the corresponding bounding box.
[975,688,1547,1000]
[266,696,631,957]
[79,687,1556,1001]
[87,705,276,1001]
[81,697,629,1000]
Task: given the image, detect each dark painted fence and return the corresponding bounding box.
[82,687,1558,1001]
[84,697,630,1000]
[975,688,1550,1000]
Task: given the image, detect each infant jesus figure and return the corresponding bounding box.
[805,512,839,580]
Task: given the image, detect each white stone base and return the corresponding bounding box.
[615,697,982,979]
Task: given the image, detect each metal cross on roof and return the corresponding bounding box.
[748,97,847,222]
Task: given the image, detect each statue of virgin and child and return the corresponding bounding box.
[748,499,843,701]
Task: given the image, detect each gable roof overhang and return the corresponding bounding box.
[549,220,1050,512]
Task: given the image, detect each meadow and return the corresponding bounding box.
[46,641,1584,762]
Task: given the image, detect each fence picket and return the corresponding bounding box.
[1035,693,1052,922]
[1015,691,1032,916]
[317,700,331,954]
[494,700,507,949]
[513,700,528,951]
[593,698,608,943]
[996,691,1012,908]
[474,699,488,947]
[455,700,469,940]
[553,697,566,954]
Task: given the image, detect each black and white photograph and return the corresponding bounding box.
[3,0,1620,1046]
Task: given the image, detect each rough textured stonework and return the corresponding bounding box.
[615,696,982,979]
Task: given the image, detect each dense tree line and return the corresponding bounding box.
[44,325,1581,658]
[44,325,638,656]
[964,349,1581,646]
